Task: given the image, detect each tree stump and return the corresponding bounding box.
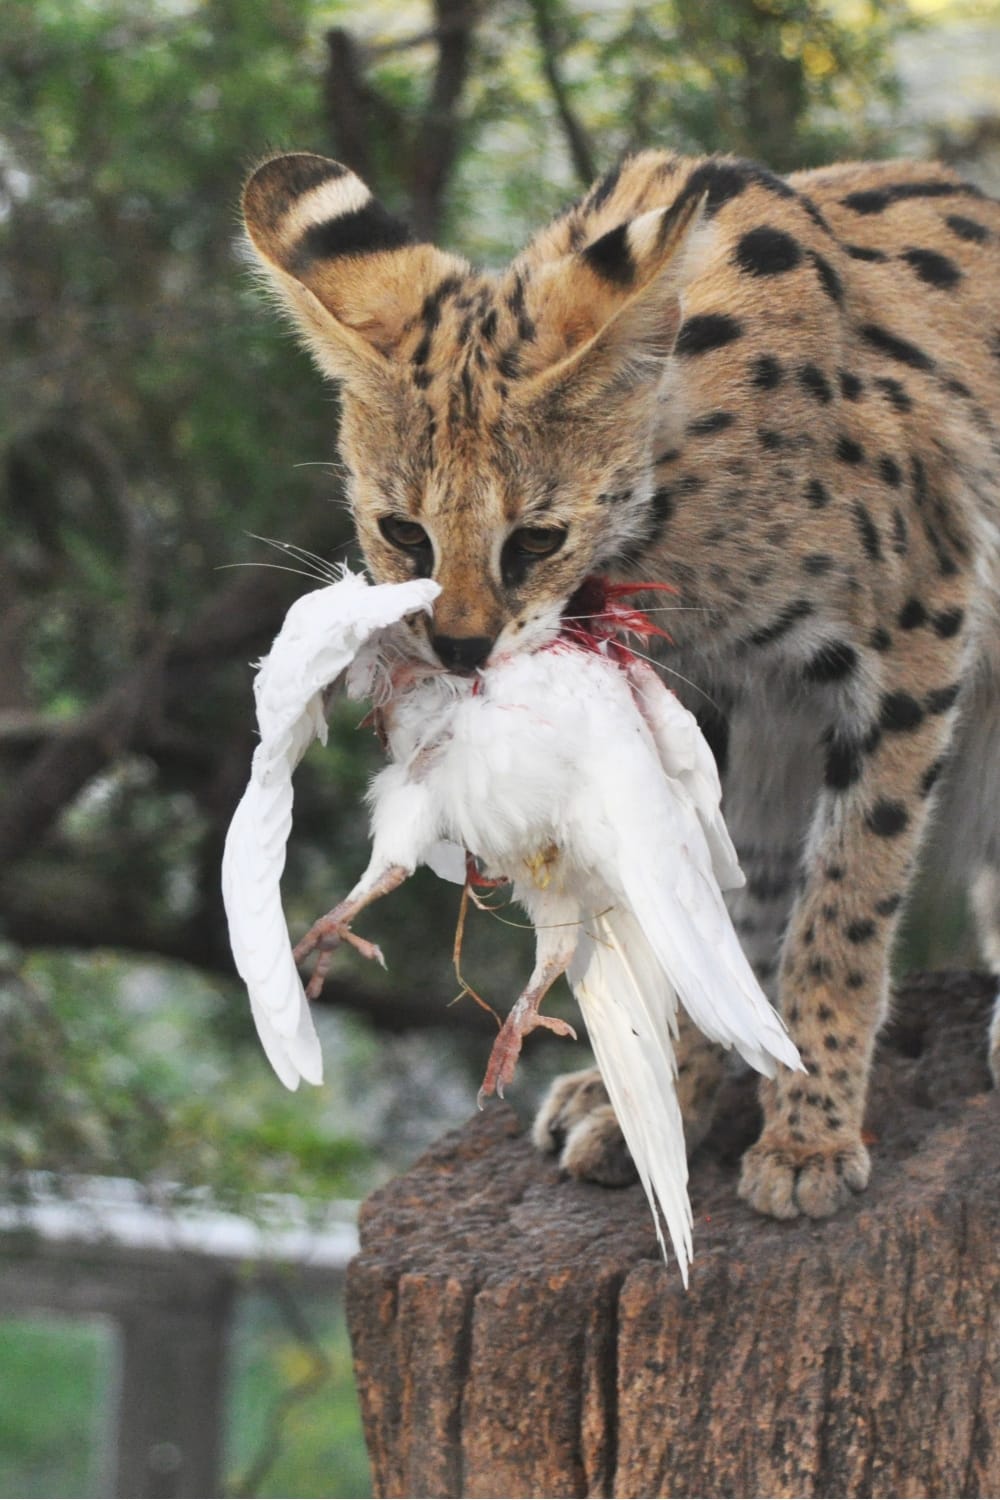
[346,972,1000,1499]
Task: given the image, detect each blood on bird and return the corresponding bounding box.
[560,575,677,662]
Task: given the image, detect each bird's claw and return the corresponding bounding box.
[294,907,385,999]
[478,1002,577,1106]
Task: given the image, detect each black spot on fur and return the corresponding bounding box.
[802,553,834,575]
[842,189,892,215]
[806,478,830,509]
[824,731,864,790]
[921,756,947,797]
[898,598,928,630]
[826,864,845,881]
[809,250,844,304]
[799,365,833,404]
[860,323,935,372]
[926,682,960,715]
[845,244,888,262]
[682,158,796,216]
[942,375,972,400]
[932,607,964,638]
[687,410,736,437]
[836,434,865,465]
[751,354,784,389]
[851,502,882,561]
[870,626,892,652]
[641,485,677,548]
[747,599,814,647]
[945,214,989,244]
[892,509,909,556]
[421,276,464,328]
[875,377,912,412]
[838,371,864,401]
[801,196,835,235]
[497,345,522,379]
[880,691,924,733]
[866,800,909,837]
[842,180,982,214]
[804,642,858,683]
[902,247,962,289]
[876,893,903,917]
[506,275,526,316]
[296,201,413,267]
[675,314,744,356]
[586,159,624,211]
[480,308,498,341]
[582,221,635,285]
[846,971,866,989]
[735,225,803,276]
[846,919,876,944]
[758,428,785,451]
[878,456,903,487]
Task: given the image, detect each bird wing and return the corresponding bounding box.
[569,905,693,1282]
[625,658,744,892]
[222,570,440,1088]
[563,655,801,1080]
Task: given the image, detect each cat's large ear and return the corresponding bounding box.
[516,189,714,408]
[242,153,469,383]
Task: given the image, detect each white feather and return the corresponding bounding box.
[221,568,440,1088]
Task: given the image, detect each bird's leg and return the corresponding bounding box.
[478,927,579,1105]
[294,863,409,999]
[449,883,502,1027]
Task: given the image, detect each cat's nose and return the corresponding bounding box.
[431,634,495,673]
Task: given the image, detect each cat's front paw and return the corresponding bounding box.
[738,1130,871,1219]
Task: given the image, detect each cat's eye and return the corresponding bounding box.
[379,515,431,553]
[507,526,567,559]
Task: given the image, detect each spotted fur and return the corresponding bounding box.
[244,149,1000,1220]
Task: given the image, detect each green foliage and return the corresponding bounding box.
[0,1314,116,1498]
[0,953,375,1206]
[226,1292,371,1499]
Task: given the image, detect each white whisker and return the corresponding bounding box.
[244,531,347,580]
[216,561,339,585]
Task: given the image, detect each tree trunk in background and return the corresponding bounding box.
[347,972,1000,1498]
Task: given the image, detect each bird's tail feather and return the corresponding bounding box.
[572,907,693,1283]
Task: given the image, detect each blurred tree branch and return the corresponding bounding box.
[528,0,597,187]
[325,0,478,239]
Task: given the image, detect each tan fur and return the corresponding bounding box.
[244,149,1000,1218]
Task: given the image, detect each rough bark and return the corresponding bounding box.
[347,971,1000,1499]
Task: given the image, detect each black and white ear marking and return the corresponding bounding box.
[242,153,413,276]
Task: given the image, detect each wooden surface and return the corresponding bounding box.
[347,972,1000,1499]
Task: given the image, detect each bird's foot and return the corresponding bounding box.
[478,997,576,1106]
[293,864,409,999]
[294,904,386,1001]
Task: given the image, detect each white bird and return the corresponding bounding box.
[223,568,802,1280]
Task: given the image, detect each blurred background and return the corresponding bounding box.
[1,0,997,1494]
